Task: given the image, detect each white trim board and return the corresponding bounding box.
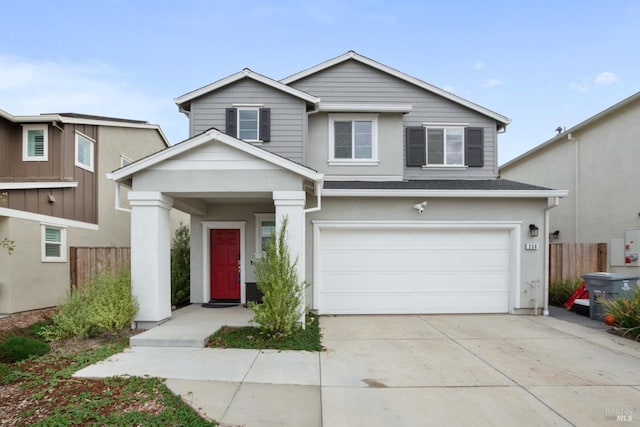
[0,207,99,230]
[0,181,78,190]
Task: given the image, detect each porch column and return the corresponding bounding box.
[272,191,306,325]
[129,191,173,329]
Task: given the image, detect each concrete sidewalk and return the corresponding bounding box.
[74,311,640,427]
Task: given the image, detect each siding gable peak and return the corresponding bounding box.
[281,51,510,128]
[175,69,319,114]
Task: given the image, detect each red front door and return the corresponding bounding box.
[210,229,241,300]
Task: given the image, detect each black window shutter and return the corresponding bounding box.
[259,108,270,142]
[465,127,484,167]
[225,108,237,137]
[406,126,426,167]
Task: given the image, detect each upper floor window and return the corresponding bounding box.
[328,114,378,164]
[22,125,48,161]
[120,155,132,167]
[426,127,464,166]
[225,107,271,142]
[75,132,95,172]
[41,224,66,262]
[238,108,259,141]
[406,125,484,168]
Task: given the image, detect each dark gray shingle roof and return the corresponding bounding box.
[323,179,552,191]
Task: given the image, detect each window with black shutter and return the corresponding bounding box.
[406,125,484,168]
[225,107,270,142]
[406,127,426,167]
[464,127,484,167]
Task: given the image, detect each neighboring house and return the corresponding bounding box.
[0,110,176,314]
[109,51,567,329]
[501,91,640,273]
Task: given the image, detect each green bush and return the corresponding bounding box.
[0,335,50,362]
[40,269,138,341]
[602,288,640,338]
[171,223,190,306]
[250,217,304,339]
[549,277,583,307]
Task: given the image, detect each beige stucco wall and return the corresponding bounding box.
[501,98,640,271]
[306,197,548,312]
[0,217,69,314]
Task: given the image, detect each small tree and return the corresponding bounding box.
[171,223,190,306]
[251,217,304,338]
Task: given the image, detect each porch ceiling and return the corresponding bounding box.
[167,192,276,216]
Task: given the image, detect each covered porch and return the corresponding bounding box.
[108,129,322,329]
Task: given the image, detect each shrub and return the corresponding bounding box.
[0,335,50,362]
[549,277,583,307]
[602,288,640,339]
[171,223,190,306]
[250,217,304,339]
[40,269,138,341]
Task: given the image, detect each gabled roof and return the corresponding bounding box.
[501,91,640,170]
[174,69,320,113]
[0,109,169,147]
[107,127,323,184]
[281,51,511,127]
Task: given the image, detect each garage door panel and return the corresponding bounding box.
[317,226,512,314]
[322,273,366,291]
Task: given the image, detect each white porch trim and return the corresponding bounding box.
[272,191,307,326]
[201,221,247,304]
[129,191,174,328]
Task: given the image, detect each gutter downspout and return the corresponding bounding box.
[543,196,560,315]
[568,133,579,242]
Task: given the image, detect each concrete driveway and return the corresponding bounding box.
[320,314,640,426]
[75,313,640,426]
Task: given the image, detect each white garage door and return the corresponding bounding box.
[316,226,511,314]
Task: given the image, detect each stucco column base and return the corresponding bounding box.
[273,191,306,327]
[129,191,173,329]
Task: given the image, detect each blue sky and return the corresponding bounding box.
[1,0,639,163]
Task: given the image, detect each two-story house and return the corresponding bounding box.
[109,51,567,328]
[0,110,173,315]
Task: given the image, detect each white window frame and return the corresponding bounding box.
[424,124,466,167]
[254,213,275,259]
[41,224,67,262]
[237,107,260,142]
[328,114,378,165]
[22,124,48,161]
[75,131,95,172]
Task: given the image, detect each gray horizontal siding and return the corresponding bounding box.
[190,78,307,162]
[290,60,499,178]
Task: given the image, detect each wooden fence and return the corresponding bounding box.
[549,243,607,284]
[70,247,131,291]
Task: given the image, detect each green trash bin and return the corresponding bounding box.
[582,272,639,321]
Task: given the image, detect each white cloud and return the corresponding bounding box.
[0,55,185,143]
[570,81,591,93]
[482,78,503,88]
[594,71,618,86]
[473,61,485,70]
[570,71,619,93]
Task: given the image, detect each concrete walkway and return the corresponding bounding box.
[74,308,640,427]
